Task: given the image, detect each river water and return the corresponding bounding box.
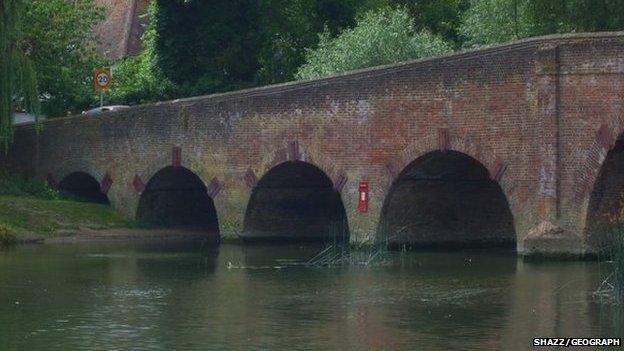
[0,243,621,350]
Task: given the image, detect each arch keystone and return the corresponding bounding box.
[288,140,300,161]
[172,146,182,168]
[438,128,450,150]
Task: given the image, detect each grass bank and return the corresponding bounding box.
[0,195,132,240]
[0,172,133,243]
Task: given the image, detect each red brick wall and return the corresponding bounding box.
[5,32,624,256]
[94,0,147,58]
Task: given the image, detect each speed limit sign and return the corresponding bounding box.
[93,68,112,90]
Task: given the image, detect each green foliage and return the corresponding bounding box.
[152,0,262,96]
[459,0,537,47]
[0,223,16,246]
[296,7,453,80]
[460,0,624,48]
[612,234,624,303]
[107,2,175,105]
[109,51,176,106]
[21,0,104,117]
[254,0,359,84]
[111,0,365,103]
[0,195,131,237]
[382,0,470,46]
[0,172,58,200]
[569,0,624,32]
[0,0,40,151]
[596,227,624,305]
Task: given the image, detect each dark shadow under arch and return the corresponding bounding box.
[136,166,219,234]
[58,172,109,204]
[585,134,624,253]
[242,161,348,243]
[378,150,515,249]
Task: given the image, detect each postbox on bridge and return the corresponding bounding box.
[358,180,369,213]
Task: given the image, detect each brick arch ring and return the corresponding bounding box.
[379,130,516,212]
[573,120,624,231]
[245,140,348,194]
[133,150,226,229]
[50,159,109,192]
[136,149,222,199]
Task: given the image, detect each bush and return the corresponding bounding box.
[296,6,452,80]
[0,223,16,246]
[0,172,58,199]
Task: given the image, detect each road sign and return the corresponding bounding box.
[93,68,112,90]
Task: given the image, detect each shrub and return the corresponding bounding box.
[0,172,58,199]
[610,232,624,303]
[296,7,452,80]
[0,223,16,246]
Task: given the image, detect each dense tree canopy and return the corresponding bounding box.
[22,0,104,117]
[255,0,361,84]
[149,0,363,95]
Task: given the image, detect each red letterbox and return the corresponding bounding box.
[358,180,369,213]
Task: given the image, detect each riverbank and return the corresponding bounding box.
[0,195,222,245]
[0,195,132,243]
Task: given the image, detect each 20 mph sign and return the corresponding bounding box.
[93,68,112,90]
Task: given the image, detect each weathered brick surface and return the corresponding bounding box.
[4,32,624,255]
[93,0,148,59]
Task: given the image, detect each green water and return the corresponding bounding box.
[0,243,621,350]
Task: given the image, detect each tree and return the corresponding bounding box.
[459,0,624,48]
[0,0,39,150]
[459,0,537,47]
[152,0,263,96]
[109,3,176,106]
[296,7,452,80]
[568,0,624,32]
[255,0,360,84]
[148,0,363,94]
[21,0,104,117]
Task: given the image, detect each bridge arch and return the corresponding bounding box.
[382,132,515,203]
[52,159,106,189]
[254,141,344,191]
[58,171,109,204]
[378,132,516,249]
[242,160,349,243]
[136,166,219,235]
[581,122,624,253]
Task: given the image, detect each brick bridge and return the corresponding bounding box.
[5,32,624,257]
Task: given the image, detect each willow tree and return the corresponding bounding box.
[0,0,39,151]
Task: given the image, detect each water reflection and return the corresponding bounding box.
[0,244,620,350]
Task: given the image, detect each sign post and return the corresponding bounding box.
[93,68,112,107]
